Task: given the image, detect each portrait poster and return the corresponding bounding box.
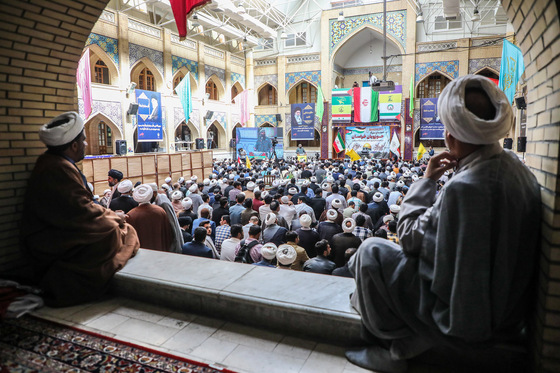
[291,103,315,140]
[420,98,445,140]
[136,89,163,142]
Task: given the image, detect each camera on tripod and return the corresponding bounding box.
[272,137,278,147]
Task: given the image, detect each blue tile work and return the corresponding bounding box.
[129,44,164,74]
[330,11,407,56]
[255,74,278,90]
[256,114,279,127]
[285,71,321,91]
[78,98,123,132]
[415,60,459,82]
[86,33,119,66]
[172,56,199,81]
[468,58,501,74]
[231,72,245,88]
[205,65,226,88]
[206,110,227,130]
[174,106,200,128]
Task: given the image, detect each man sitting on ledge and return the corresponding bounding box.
[346,75,541,372]
[20,112,140,308]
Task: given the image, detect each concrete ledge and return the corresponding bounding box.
[111,249,362,345]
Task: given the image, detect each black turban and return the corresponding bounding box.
[108,169,123,181]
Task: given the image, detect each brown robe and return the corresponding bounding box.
[127,203,173,253]
[21,152,139,307]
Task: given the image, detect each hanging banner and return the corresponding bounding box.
[345,126,391,159]
[76,50,92,119]
[136,89,163,142]
[379,85,402,120]
[420,98,445,140]
[236,127,284,160]
[291,103,315,140]
[331,88,352,123]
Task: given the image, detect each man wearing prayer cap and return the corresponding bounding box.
[21,112,140,307]
[127,184,174,253]
[108,179,138,214]
[346,75,541,372]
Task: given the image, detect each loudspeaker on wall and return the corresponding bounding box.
[276,114,282,122]
[514,96,527,110]
[127,103,139,115]
[195,138,205,149]
[116,140,127,155]
[503,138,513,149]
[517,136,527,152]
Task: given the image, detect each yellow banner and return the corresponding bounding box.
[379,93,402,103]
[346,148,361,161]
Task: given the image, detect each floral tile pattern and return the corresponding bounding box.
[415,60,459,82]
[255,74,278,90]
[172,55,198,81]
[468,58,501,74]
[256,114,279,127]
[329,11,407,56]
[285,71,321,91]
[231,72,245,88]
[79,98,123,132]
[205,65,226,88]
[86,33,119,66]
[129,44,164,74]
[206,111,227,131]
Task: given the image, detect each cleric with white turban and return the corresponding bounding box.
[346,74,542,372]
[133,184,153,204]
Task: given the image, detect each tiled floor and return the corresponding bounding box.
[31,296,441,373]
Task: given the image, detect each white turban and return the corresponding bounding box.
[439,74,513,145]
[390,204,401,214]
[383,215,395,223]
[203,178,210,185]
[326,176,335,183]
[103,189,111,195]
[396,180,405,188]
[171,190,183,200]
[302,180,310,187]
[332,199,343,209]
[326,209,338,222]
[165,177,172,183]
[148,183,158,192]
[342,218,356,233]
[261,191,269,198]
[300,214,312,228]
[191,175,198,181]
[288,187,298,195]
[281,196,290,204]
[39,112,84,146]
[178,177,185,183]
[412,174,419,181]
[117,179,133,193]
[133,184,153,204]
[182,197,193,209]
[161,184,171,191]
[276,244,297,266]
[310,176,317,183]
[265,213,277,226]
[261,243,278,260]
[321,182,329,191]
[189,184,198,193]
[272,179,280,187]
[247,182,255,190]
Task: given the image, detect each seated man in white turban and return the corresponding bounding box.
[108,179,138,214]
[20,112,140,307]
[346,75,541,372]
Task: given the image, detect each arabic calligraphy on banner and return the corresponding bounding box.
[345,126,391,158]
[420,98,445,140]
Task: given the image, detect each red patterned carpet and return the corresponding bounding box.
[0,315,237,372]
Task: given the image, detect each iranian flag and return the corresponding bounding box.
[353,87,379,123]
[333,131,345,153]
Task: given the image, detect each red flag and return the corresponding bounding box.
[169,0,211,40]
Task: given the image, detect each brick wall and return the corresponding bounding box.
[0,0,558,370]
[503,0,560,371]
[0,0,107,277]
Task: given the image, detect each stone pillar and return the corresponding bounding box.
[245,50,255,128]
[198,42,206,144]
[162,29,175,153]
[225,51,232,145]
[277,55,287,149]
[117,12,135,154]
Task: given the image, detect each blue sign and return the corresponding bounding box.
[136,89,163,142]
[420,98,445,140]
[236,127,284,160]
[291,103,315,140]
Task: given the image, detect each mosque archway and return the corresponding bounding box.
[131,58,163,92]
[288,80,318,104]
[205,75,224,101]
[87,44,119,86]
[207,121,226,150]
[84,113,122,155]
[172,67,198,95]
[231,81,243,103]
[175,120,198,150]
[258,83,278,105]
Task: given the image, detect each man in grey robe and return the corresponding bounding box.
[148,183,183,253]
[346,75,541,372]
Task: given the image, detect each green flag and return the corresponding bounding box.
[409,75,414,118]
[371,89,379,122]
[316,84,325,122]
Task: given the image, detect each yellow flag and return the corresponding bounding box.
[246,156,251,169]
[346,148,361,161]
[417,143,427,161]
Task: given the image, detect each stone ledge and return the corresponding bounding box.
[111,249,362,344]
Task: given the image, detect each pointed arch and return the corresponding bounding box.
[231,122,242,138]
[131,57,164,91]
[84,112,122,155]
[208,121,226,149]
[205,74,225,101]
[175,120,199,150]
[257,83,278,105]
[329,24,405,65]
[87,44,119,86]
[416,71,453,99]
[259,122,274,127]
[288,79,318,104]
[172,66,198,95]
[231,81,243,103]
[473,67,500,81]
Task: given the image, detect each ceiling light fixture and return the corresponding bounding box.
[472,7,481,21]
[416,12,424,23]
[280,30,288,39]
[237,5,246,14]
[338,11,345,22]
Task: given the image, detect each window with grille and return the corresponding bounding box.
[206,80,218,100]
[138,67,155,91]
[285,33,307,47]
[94,59,109,84]
[231,85,239,103]
[258,84,277,105]
[291,82,317,104]
[418,74,450,99]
